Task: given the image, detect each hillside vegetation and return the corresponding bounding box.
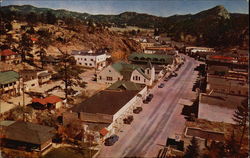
[1,5,248,49]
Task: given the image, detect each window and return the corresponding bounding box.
[89,63,92,66]
[91,59,94,61]
[144,79,146,82]
[135,76,138,80]
[109,70,111,72]
[118,77,120,80]
[84,58,87,61]
[31,84,35,87]
[99,76,102,80]
[107,77,113,81]
[85,63,88,66]
[138,77,140,80]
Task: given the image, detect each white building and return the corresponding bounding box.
[72,50,107,70]
[97,62,155,86]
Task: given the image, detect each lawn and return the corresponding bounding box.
[43,147,97,158]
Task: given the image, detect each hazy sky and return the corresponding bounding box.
[1,0,249,17]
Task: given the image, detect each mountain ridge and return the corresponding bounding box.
[1,5,249,48]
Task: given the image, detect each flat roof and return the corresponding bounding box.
[71,90,139,115]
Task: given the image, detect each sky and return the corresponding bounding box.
[1,0,249,17]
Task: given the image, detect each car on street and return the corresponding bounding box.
[123,115,134,124]
[164,77,170,81]
[133,107,143,114]
[158,83,165,88]
[104,135,119,146]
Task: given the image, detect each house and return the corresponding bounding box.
[31,95,63,109]
[0,121,55,152]
[70,83,147,137]
[72,50,107,70]
[0,71,21,96]
[37,70,51,85]
[0,49,21,64]
[128,53,174,66]
[97,61,155,86]
[19,70,39,91]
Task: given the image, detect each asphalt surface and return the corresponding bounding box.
[98,55,200,158]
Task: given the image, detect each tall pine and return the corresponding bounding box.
[232,98,249,148]
[184,136,199,158]
[184,137,199,158]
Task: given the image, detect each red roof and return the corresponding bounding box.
[31,98,47,105]
[31,37,38,42]
[44,96,62,104]
[210,55,235,60]
[99,128,109,136]
[32,96,62,105]
[0,49,17,56]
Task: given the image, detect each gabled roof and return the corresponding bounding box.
[0,71,19,85]
[107,81,145,91]
[111,62,150,80]
[44,96,63,104]
[0,49,17,56]
[32,96,62,105]
[4,121,55,145]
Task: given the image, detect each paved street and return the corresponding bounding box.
[98,55,201,158]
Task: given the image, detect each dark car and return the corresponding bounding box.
[164,77,169,81]
[172,72,178,77]
[133,107,143,114]
[104,135,119,146]
[148,94,154,99]
[123,115,134,124]
[143,99,149,104]
[158,83,165,88]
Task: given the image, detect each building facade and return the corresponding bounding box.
[72,50,106,70]
[0,71,21,96]
[97,62,155,86]
[0,49,21,64]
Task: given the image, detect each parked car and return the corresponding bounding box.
[164,77,170,81]
[133,107,143,114]
[158,83,165,88]
[143,99,149,104]
[104,135,119,146]
[148,93,154,99]
[123,115,134,124]
[172,72,178,77]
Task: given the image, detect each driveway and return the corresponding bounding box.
[97,55,201,157]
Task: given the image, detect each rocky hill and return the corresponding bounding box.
[0,5,249,49]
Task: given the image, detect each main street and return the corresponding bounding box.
[98,55,201,158]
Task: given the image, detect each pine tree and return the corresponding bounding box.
[55,49,85,103]
[184,137,199,158]
[232,98,249,148]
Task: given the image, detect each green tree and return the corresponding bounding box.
[184,137,199,158]
[18,33,33,61]
[55,49,85,102]
[232,98,249,148]
[36,29,52,68]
